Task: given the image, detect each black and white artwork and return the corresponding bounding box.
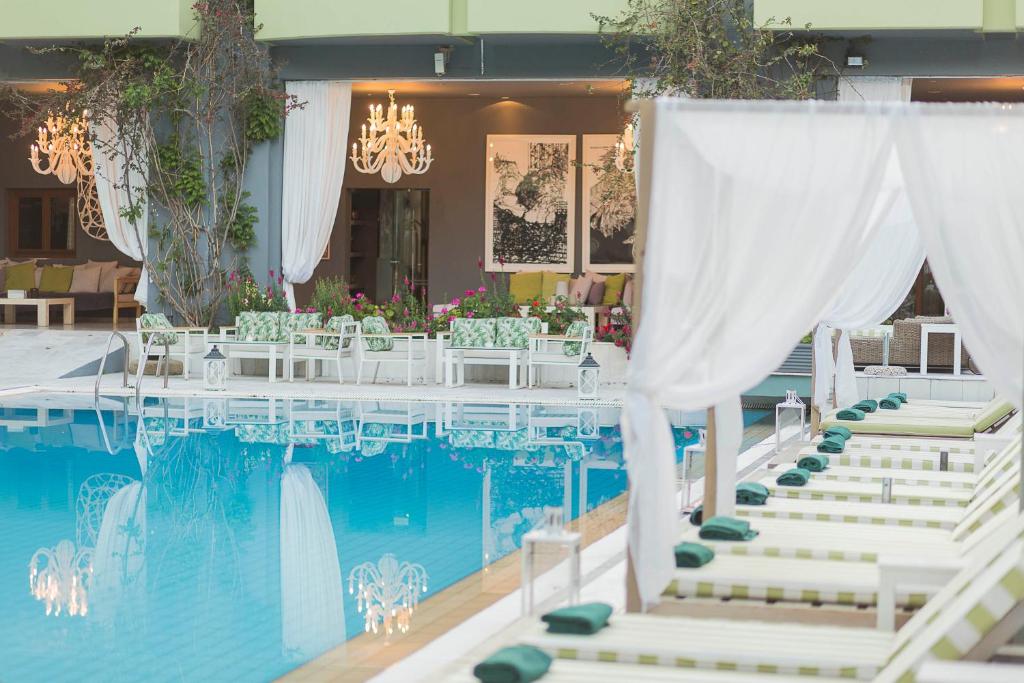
[582,134,636,273]
[485,135,575,272]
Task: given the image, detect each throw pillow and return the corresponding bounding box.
[112,267,140,293]
[95,261,123,292]
[568,275,592,305]
[5,261,36,291]
[509,271,543,304]
[585,281,605,306]
[39,265,74,292]
[69,264,103,293]
[622,278,634,307]
[541,271,571,301]
[602,273,627,306]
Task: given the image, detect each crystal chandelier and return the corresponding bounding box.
[350,90,433,184]
[348,553,428,636]
[29,109,92,185]
[28,539,93,617]
[614,121,635,174]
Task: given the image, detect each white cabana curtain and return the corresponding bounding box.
[92,118,149,305]
[280,81,352,309]
[626,99,895,606]
[629,97,1024,609]
[280,454,346,658]
[90,481,146,625]
[895,107,1024,408]
[813,77,922,410]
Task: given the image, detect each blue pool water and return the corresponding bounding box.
[0,394,767,682]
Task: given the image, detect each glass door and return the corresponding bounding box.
[376,189,429,300]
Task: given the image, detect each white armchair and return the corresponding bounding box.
[288,314,359,383]
[356,316,429,386]
[527,320,593,388]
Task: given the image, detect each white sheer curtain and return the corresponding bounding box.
[813,77,921,410]
[895,106,1024,409]
[626,98,894,606]
[280,453,346,659]
[92,118,149,305]
[281,81,352,309]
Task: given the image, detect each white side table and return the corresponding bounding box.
[919,323,961,376]
[521,529,581,616]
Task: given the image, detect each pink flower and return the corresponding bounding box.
[477,258,484,269]
[278,275,284,285]
[229,271,236,281]
[465,289,475,297]
[269,269,275,278]
[403,307,410,317]
[355,292,364,299]
[448,316,455,323]
[452,298,461,307]
[403,275,411,287]
[467,311,475,318]
[478,286,486,293]
[354,303,363,311]
[294,307,302,313]
[498,256,505,266]
[306,306,316,313]
[391,294,400,303]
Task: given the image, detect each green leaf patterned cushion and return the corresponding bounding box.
[451,318,496,349]
[320,315,355,350]
[563,320,589,356]
[282,312,323,344]
[495,317,541,349]
[139,312,179,346]
[361,316,394,352]
[237,311,286,342]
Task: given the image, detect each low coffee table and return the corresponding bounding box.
[0,297,75,327]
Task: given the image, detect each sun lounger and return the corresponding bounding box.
[515,538,1024,682]
[820,400,1015,438]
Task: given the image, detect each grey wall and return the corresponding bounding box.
[292,94,624,306]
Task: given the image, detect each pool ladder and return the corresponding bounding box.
[94,331,132,400]
[94,332,169,404]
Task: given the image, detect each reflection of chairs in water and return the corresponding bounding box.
[356,401,428,449]
[289,400,358,453]
[439,401,527,436]
[134,397,206,439]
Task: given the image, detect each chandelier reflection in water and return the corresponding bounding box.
[348,553,428,636]
[28,539,93,617]
[29,109,92,185]
[350,90,433,184]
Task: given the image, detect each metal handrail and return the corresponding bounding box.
[95,331,132,400]
[134,336,169,411]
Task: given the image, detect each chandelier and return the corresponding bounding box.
[614,121,635,174]
[350,90,433,184]
[348,553,428,637]
[29,109,92,185]
[28,539,93,617]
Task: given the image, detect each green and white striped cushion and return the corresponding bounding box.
[816,468,975,490]
[451,318,496,348]
[764,478,970,508]
[736,501,960,530]
[878,540,1024,683]
[520,614,891,680]
[824,451,974,473]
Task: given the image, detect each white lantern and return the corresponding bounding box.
[203,344,228,391]
[203,398,228,428]
[577,353,600,400]
[775,389,807,453]
[576,406,600,440]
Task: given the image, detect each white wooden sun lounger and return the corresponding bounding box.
[445,660,849,683]
[514,538,1024,682]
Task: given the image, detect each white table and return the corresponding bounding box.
[919,323,962,375]
[213,340,290,382]
[0,297,74,327]
[444,347,526,389]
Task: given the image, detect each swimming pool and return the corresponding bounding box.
[0,394,765,681]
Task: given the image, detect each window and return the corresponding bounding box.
[892,261,946,320]
[7,188,77,257]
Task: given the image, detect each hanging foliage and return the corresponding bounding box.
[4,0,298,327]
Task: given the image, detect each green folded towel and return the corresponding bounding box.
[879,397,901,410]
[541,603,613,635]
[853,400,878,413]
[689,505,703,526]
[836,408,866,421]
[735,482,770,505]
[699,516,759,541]
[473,646,552,683]
[816,435,846,454]
[776,467,811,486]
[798,454,829,472]
[889,392,908,403]
[824,426,853,440]
[674,542,715,568]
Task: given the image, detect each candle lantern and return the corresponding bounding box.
[775,389,807,453]
[203,344,228,391]
[576,353,600,400]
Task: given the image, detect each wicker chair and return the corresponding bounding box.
[887,316,972,370]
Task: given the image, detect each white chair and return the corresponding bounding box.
[135,313,208,380]
[527,320,593,388]
[287,315,358,383]
[355,316,429,386]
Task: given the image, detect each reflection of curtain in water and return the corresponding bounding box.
[280,463,346,659]
[91,481,146,626]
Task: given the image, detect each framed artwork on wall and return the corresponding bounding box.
[581,134,636,273]
[484,134,575,272]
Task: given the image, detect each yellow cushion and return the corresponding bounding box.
[602,273,627,305]
[509,271,543,305]
[541,271,571,300]
[39,265,74,293]
[5,261,36,291]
